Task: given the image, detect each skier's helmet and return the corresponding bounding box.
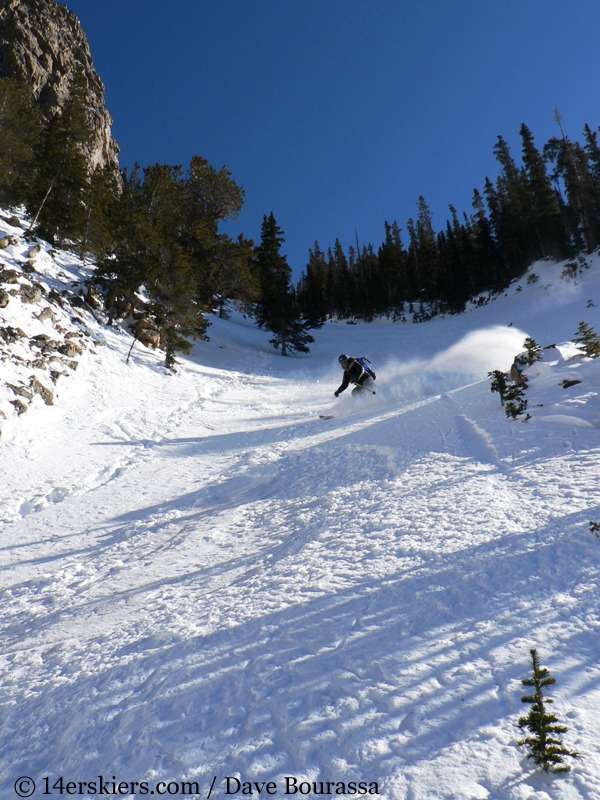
[338,353,349,365]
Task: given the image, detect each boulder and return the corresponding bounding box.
[19,283,44,304]
[10,398,28,415]
[8,383,33,400]
[30,377,54,405]
[58,341,83,358]
[134,318,162,349]
[0,268,20,283]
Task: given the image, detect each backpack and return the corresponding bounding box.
[356,356,376,380]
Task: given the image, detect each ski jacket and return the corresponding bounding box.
[335,357,368,395]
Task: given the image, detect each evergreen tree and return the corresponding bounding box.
[32,67,94,243]
[298,242,329,325]
[415,195,441,302]
[522,336,543,365]
[253,213,313,355]
[93,164,150,325]
[209,234,258,318]
[93,156,246,365]
[352,240,378,320]
[179,156,249,314]
[185,155,244,235]
[544,112,600,252]
[582,123,600,184]
[491,135,531,273]
[406,216,421,303]
[519,123,569,260]
[130,163,205,368]
[324,238,352,319]
[488,369,508,406]
[80,166,121,262]
[436,205,476,311]
[504,380,528,419]
[378,220,408,312]
[518,648,580,773]
[573,321,600,358]
[469,188,502,293]
[0,78,44,208]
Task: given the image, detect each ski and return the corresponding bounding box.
[319,414,335,420]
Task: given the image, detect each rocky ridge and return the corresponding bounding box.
[0,0,119,173]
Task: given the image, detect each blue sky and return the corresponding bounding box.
[63,0,600,277]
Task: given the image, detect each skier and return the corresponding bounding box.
[334,354,376,397]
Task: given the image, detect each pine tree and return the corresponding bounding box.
[491,135,531,274]
[131,163,204,368]
[320,238,353,318]
[179,156,249,313]
[488,369,508,406]
[573,321,600,358]
[31,67,95,243]
[378,220,408,312]
[504,381,528,419]
[298,242,329,325]
[517,648,580,773]
[436,205,475,312]
[519,123,568,261]
[582,123,600,185]
[93,164,149,325]
[544,111,600,252]
[352,240,378,320]
[522,336,542,365]
[253,213,314,356]
[209,234,258,318]
[471,187,503,292]
[415,195,441,302]
[185,155,244,236]
[483,176,512,285]
[80,167,121,261]
[0,78,44,209]
[93,156,246,365]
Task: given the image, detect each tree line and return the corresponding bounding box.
[296,114,600,323]
[2,72,600,357]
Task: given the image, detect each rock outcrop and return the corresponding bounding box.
[0,212,103,429]
[0,0,119,173]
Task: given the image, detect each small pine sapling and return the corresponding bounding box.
[488,369,508,406]
[504,380,528,419]
[573,321,600,358]
[489,367,529,418]
[561,261,579,282]
[517,648,580,773]
[522,337,542,365]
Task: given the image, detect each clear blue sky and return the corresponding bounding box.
[62,0,600,277]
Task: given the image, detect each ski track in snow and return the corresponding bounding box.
[3,254,600,798]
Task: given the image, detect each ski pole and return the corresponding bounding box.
[355,382,376,395]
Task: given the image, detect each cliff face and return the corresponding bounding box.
[0,0,120,173]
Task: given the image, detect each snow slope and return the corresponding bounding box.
[2,227,600,800]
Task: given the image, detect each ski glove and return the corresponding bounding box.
[334,391,339,397]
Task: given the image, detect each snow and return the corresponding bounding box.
[2,215,600,799]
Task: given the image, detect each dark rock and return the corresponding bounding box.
[30,377,54,405]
